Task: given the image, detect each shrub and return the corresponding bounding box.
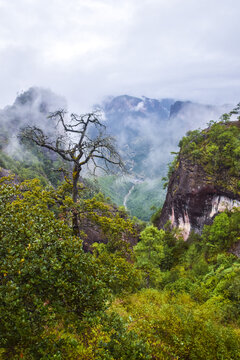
[0,178,109,357]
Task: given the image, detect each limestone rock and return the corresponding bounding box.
[156,156,240,240]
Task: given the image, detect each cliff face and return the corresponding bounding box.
[0,167,19,184]
[81,222,138,252]
[156,119,240,240]
[157,157,240,240]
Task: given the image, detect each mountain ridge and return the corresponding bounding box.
[0,87,233,220]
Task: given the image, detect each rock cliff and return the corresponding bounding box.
[156,156,240,240]
[156,119,240,240]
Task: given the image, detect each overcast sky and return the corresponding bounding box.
[0,0,239,111]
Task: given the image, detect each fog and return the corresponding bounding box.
[0,87,66,160]
[102,98,232,178]
[0,0,239,111]
[0,87,233,180]
[144,103,231,174]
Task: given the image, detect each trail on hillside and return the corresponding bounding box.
[123,183,135,210]
[123,178,144,211]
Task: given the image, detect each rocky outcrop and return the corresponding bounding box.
[81,222,138,252]
[79,204,139,252]
[0,168,12,178]
[156,157,240,240]
[0,167,19,183]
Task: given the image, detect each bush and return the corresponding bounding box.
[0,178,109,357]
[202,209,240,254]
[112,289,240,360]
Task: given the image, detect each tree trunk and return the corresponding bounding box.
[72,166,80,236]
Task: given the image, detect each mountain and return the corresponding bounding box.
[97,95,231,219]
[155,119,240,239]
[0,87,66,137]
[0,88,232,220]
[101,95,230,178]
[103,95,173,118]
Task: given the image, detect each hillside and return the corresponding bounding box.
[97,95,231,219]
[155,112,240,239]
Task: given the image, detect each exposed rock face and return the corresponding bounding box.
[0,168,12,178]
[229,241,240,257]
[0,167,19,183]
[79,204,139,252]
[156,157,240,240]
[81,223,138,252]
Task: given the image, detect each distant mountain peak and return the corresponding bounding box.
[13,87,66,115]
[102,94,175,119]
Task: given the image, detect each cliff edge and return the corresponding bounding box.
[156,117,240,239]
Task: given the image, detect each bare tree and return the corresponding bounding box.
[20,110,125,235]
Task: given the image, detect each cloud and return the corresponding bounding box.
[0,0,239,111]
[104,100,232,178]
[0,87,66,159]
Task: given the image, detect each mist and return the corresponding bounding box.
[102,97,232,179]
[144,102,232,176]
[0,87,233,182]
[0,87,67,160]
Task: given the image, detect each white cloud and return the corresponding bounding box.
[0,0,239,110]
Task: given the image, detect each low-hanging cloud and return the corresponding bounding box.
[0,87,234,181]
[102,97,232,179]
[0,87,67,160]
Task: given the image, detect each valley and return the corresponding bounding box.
[0,87,231,220]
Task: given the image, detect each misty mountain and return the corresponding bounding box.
[100,95,230,178]
[0,88,232,220]
[0,87,66,159]
[95,95,231,220]
[0,88,229,174]
[0,87,66,140]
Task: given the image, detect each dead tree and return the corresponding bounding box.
[20,110,125,235]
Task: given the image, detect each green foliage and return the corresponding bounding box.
[178,116,240,193]
[112,289,240,360]
[135,226,165,267]
[93,243,142,295]
[134,225,186,287]
[0,178,109,357]
[96,312,151,359]
[202,208,240,254]
[134,226,165,287]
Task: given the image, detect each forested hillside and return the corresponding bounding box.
[0,105,240,359]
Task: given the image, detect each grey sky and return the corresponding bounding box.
[0,0,239,111]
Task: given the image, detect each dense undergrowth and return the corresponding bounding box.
[0,176,240,359]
